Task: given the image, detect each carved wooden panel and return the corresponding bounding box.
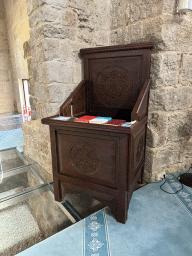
[95,66,133,107]
[88,57,141,114]
[129,127,146,185]
[56,130,118,188]
[70,142,100,174]
[133,128,146,170]
[136,135,144,163]
[61,80,87,116]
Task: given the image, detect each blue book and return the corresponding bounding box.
[52,116,76,121]
[89,116,112,124]
[121,120,137,127]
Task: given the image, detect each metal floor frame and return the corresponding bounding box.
[0,147,82,224]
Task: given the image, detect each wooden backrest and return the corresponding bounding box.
[80,43,154,119]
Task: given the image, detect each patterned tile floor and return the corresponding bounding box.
[16,171,192,256]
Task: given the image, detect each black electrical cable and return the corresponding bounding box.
[139,164,192,194]
[141,176,183,194]
[159,164,192,194]
[137,177,165,190]
[160,176,183,194]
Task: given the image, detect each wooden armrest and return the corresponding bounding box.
[131,79,151,121]
[60,80,88,117]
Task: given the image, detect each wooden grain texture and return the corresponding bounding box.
[60,80,88,117]
[41,42,154,224]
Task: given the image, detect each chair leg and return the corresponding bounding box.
[53,179,62,201]
[115,193,128,224]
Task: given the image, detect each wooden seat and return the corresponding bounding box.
[42,42,154,224]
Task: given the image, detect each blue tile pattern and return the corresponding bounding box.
[84,210,110,256]
[165,173,192,217]
[15,177,192,256]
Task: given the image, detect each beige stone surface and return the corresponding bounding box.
[27,0,67,16]
[143,16,164,49]
[162,13,192,52]
[62,8,77,27]
[150,52,179,88]
[0,70,10,82]
[0,19,6,34]
[149,87,192,112]
[167,110,192,143]
[29,4,62,28]
[72,62,83,83]
[22,119,53,176]
[25,0,111,121]
[111,0,125,29]
[0,203,42,256]
[27,191,71,239]
[111,28,123,45]
[0,0,5,19]
[181,54,192,87]
[126,0,163,23]
[43,60,73,84]
[30,23,77,43]
[94,30,110,46]
[145,147,192,182]
[3,0,31,113]
[147,111,168,148]
[0,1,14,114]
[124,21,144,44]
[162,0,176,15]
[27,57,33,77]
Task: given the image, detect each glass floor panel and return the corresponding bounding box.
[0,148,35,171]
[0,164,46,202]
[0,147,108,255]
[0,114,23,131]
[0,147,75,256]
[0,185,72,256]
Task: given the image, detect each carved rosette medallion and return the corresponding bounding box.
[95,66,133,107]
[136,136,144,163]
[70,143,100,174]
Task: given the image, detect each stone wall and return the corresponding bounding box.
[0,0,14,114]
[26,0,111,120]
[110,0,192,180]
[23,0,111,177]
[3,0,31,113]
[22,119,53,176]
[23,0,192,181]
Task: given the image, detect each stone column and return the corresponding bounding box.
[23,0,111,177]
[0,0,14,114]
[3,0,31,114]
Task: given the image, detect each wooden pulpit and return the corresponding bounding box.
[42,42,154,224]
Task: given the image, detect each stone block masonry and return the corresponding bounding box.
[23,0,111,177]
[113,0,192,181]
[26,0,111,121]
[3,0,31,114]
[22,0,192,182]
